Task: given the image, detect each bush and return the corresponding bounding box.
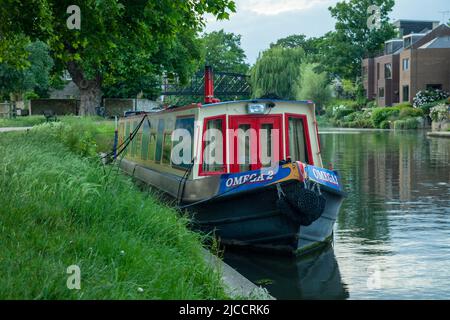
[31,118,114,157]
[366,101,378,109]
[395,102,413,109]
[430,104,449,122]
[420,100,447,116]
[380,120,391,129]
[399,107,424,119]
[371,107,401,128]
[394,118,419,130]
[413,89,449,108]
[334,108,355,120]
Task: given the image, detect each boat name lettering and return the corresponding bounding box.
[312,168,339,185]
[225,171,274,188]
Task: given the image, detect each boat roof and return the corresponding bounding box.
[202,99,315,108]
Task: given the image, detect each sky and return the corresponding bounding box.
[205,0,450,64]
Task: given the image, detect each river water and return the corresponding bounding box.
[224,129,450,300]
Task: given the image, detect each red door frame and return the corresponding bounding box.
[229,114,284,173]
[284,113,314,165]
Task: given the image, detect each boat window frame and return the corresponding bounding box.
[199,114,227,176]
[172,115,196,171]
[284,113,314,165]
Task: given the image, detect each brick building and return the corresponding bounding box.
[362,21,450,107]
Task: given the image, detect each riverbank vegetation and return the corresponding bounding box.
[321,89,450,130]
[0,122,226,299]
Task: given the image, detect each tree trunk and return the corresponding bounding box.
[79,83,102,116]
[67,61,102,116]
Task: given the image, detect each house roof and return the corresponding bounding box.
[420,36,450,49]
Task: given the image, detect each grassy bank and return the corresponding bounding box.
[0,124,226,299]
[0,115,47,127]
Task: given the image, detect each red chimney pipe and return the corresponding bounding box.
[204,66,220,104]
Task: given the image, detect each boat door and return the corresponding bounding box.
[229,115,283,173]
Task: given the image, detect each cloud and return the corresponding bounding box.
[239,0,335,16]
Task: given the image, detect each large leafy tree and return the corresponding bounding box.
[0,41,53,100]
[322,0,396,79]
[0,0,235,115]
[250,46,305,100]
[270,34,322,57]
[201,29,249,74]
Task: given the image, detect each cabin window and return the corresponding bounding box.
[131,121,139,158]
[287,116,309,164]
[148,133,157,161]
[141,120,151,160]
[162,133,172,165]
[118,123,125,146]
[260,123,273,168]
[238,124,252,172]
[201,116,226,175]
[124,122,131,156]
[172,116,195,170]
[155,119,165,163]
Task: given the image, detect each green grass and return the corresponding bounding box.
[0,115,47,127]
[0,129,226,299]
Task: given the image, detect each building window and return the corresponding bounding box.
[384,64,392,79]
[378,87,385,98]
[377,63,380,80]
[402,85,410,102]
[362,66,368,80]
[402,58,409,71]
[426,84,442,91]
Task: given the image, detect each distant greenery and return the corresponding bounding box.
[322,0,396,79]
[251,46,305,99]
[0,129,226,299]
[201,30,249,74]
[296,63,332,110]
[251,0,396,108]
[0,41,53,100]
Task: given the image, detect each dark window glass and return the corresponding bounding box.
[202,118,224,173]
[162,133,172,165]
[238,124,252,172]
[402,58,409,71]
[260,123,273,168]
[288,118,308,163]
[426,84,443,91]
[403,86,410,102]
[385,64,392,79]
[155,119,165,163]
[173,117,195,169]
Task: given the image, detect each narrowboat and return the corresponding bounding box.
[117,67,346,255]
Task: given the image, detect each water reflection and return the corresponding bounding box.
[224,130,450,299]
[224,245,349,300]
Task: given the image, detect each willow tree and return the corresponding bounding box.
[0,0,236,115]
[250,46,305,100]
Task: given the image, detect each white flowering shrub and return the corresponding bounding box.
[430,104,450,122]
[413,89,449,108]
